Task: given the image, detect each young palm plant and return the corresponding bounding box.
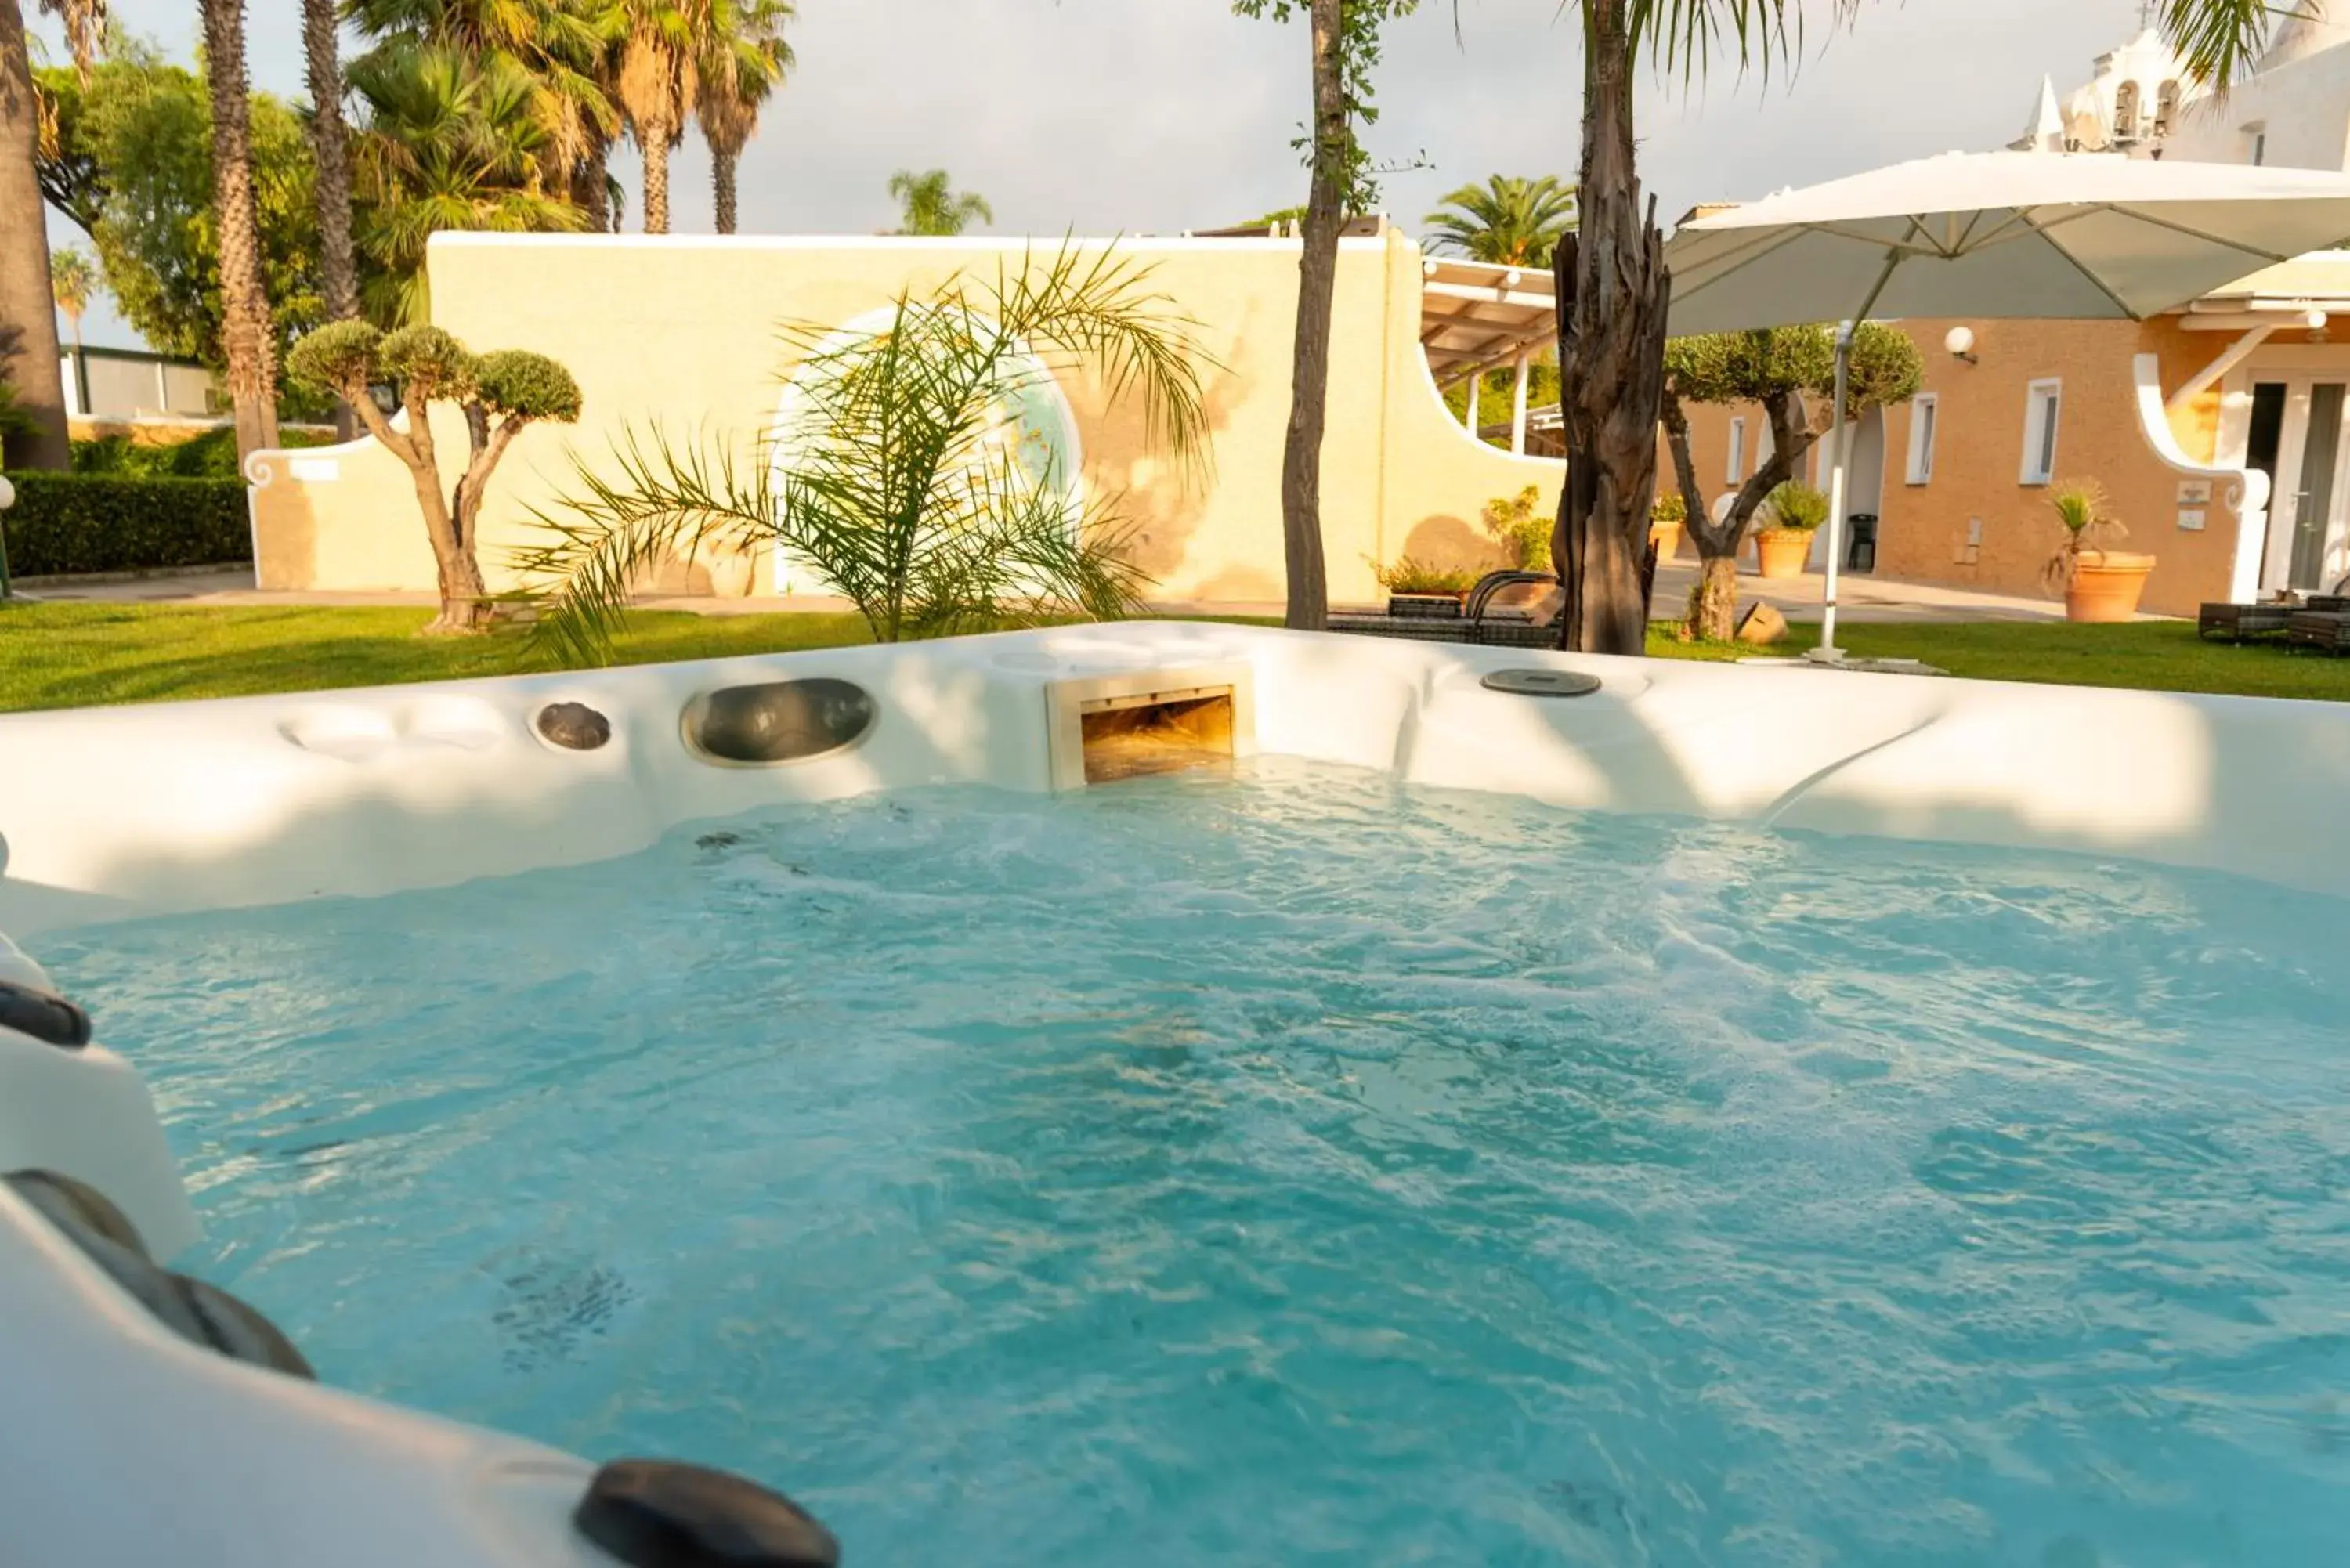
[2041,479,2122,592]
[516,246,1213,660]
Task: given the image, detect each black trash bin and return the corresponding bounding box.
[1845,513,1878,573]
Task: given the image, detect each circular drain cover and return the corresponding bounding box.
[1480,668,1601,698]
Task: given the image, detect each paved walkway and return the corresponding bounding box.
[16,559,2114,625]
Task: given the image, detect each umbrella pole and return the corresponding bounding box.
[1820,323,1852,656]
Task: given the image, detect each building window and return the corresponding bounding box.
[1906,393,1939,486]
[2113,80,2141,140]
[2019,379,2062,486]
[2155,80,2181,136]
[1726,417,1746,482]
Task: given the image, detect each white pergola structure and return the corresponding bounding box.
[1418,255,1558,454]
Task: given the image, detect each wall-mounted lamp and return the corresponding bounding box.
[1944,325,1979,366]
[2305,307,2330,340]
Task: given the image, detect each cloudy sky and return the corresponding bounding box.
[39,0,2157,349]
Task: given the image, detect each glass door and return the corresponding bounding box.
[2290,384,2348,591]
[2256,379,2350,594]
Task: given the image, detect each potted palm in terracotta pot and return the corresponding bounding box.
[1754,481,1826,579]
[1650,487,1687,563]
[2043,479,2153,623]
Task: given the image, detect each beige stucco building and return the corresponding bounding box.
[246,229,1562,609]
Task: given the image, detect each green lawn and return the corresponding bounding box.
[5,600,2350,714]
[0,602,879,714]
[1699,619,2350,703]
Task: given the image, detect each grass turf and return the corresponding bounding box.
[0,602,877,714]
[5,600,2350,714]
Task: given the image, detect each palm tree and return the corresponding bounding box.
[48,242,93,410]
[200,0,279,458]
[696,0,790,235]
[302,0,359,331]
[1423,174,1576,267]
[888,168,991,237]
[350,46,584,325]
[346,0,619,229]
[613,0,707,233]
[1,0,103,471]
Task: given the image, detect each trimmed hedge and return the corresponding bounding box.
[1,473,251,578]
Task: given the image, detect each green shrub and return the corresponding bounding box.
[70,426,332,479]
[1,473,250,576]
[1371,555,1480,594]
[1481,485,1555,572]
[1760,480,1830,534]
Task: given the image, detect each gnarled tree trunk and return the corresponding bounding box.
[1550,0,1666,656]
[201,0,280,463]
[1669,381,1817,641]
[1277,0,1343,631]
[1658,387,1734,640]
[0,0,70,471]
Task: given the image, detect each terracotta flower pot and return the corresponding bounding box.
[2063,550,2156,623]
[1755,529,1813,580]
[1650,520,1684,562]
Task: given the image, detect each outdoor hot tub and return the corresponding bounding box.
[6,621,2350,1566]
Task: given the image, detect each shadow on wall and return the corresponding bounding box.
[245,452,320,591]
[1076,300,1258,589]
[1398,513,1513,576]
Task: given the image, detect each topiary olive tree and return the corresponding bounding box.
[287,320,581,633]
[1659,324,1920,642]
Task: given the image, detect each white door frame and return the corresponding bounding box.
[2216,353,2350,593]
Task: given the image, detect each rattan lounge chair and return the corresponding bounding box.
[2198,602,2293,641]
[1329,570,1563,648]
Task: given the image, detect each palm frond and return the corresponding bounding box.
[514,423,778,665]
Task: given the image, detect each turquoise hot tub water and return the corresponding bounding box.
[37,760,2350,1565]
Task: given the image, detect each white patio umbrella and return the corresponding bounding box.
[1666,151,2350,652]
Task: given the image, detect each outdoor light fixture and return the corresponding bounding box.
[1944,326,1979,365]
[2305,307,2330,333]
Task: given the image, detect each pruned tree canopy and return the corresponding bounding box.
[1662,323,1921,426]
[475,349,582,421]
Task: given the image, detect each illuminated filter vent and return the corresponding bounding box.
[1045,663,1255,788]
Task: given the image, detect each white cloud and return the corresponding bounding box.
[40,0,2151,348]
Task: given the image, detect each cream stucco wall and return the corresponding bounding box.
[249,232,1560,608]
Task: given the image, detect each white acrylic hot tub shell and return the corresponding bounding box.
[3,620,2347,1568]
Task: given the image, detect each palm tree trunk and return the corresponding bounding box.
[1278,0,1343,631]
[301,0,360,439]
[0,0,70,470]
[642,117,671,234]
[201,0,280,461]
[1551,0,1665,656]
[712,144,737,235]
[576,153,611,233]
